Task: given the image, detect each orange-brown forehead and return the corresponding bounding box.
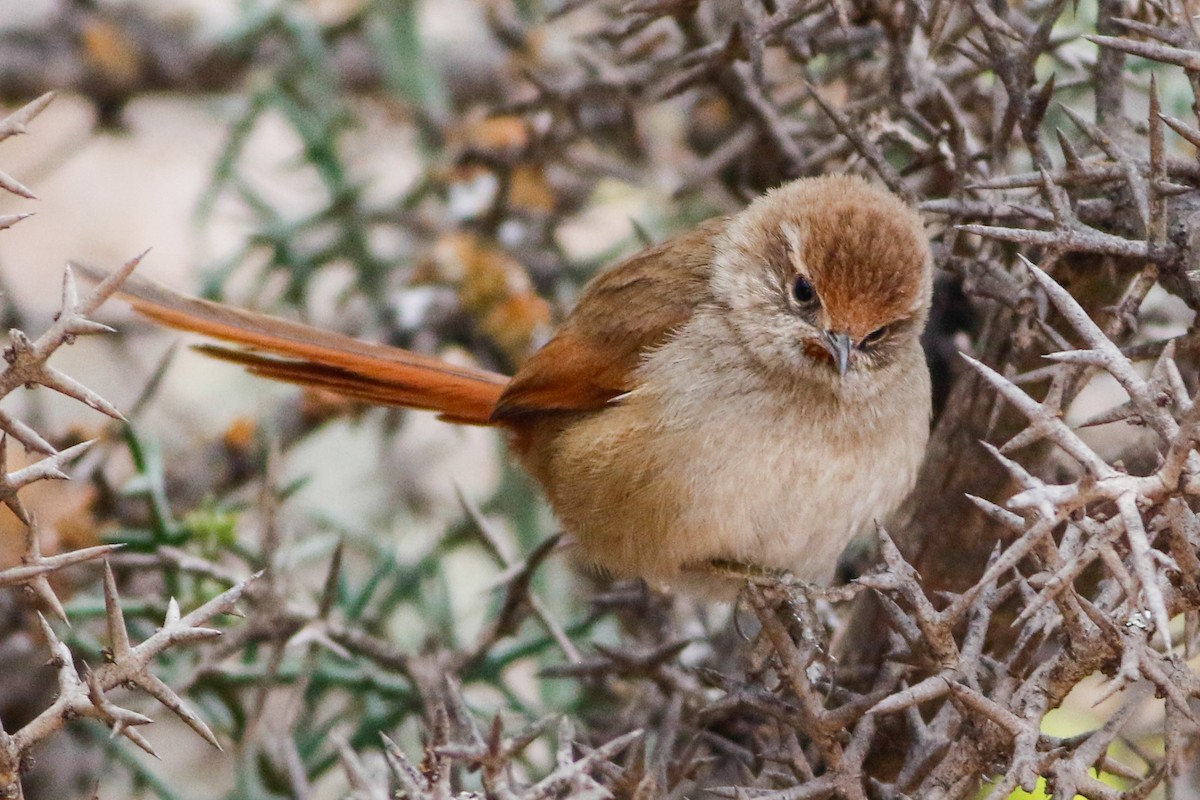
[785,203,927,337]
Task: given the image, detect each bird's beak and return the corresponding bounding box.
[821,331,852,377]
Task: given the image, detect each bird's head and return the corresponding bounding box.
[710,175,932,387]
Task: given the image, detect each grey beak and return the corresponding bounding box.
[822,331,852,377]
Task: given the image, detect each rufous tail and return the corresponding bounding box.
[74,264,510,425]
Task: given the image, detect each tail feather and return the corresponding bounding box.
[76,264,510,426]
[195,345,501,424]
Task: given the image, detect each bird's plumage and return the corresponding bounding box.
[79,175,932,592]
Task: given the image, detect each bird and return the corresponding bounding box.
[82,174,933,595]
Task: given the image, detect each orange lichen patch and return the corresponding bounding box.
[423,232,550,360]
[447,108,535,163]
[80,15,142,88]
[461,238,524,312]
[222,417,258,452]
[509,164,557,215]
[459,114,532,159]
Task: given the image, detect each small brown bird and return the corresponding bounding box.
[88,175,933,593]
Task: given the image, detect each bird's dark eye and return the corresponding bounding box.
[861,326,888,347]
[791,276,817,306]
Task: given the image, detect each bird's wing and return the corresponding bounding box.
[491,218,723,421]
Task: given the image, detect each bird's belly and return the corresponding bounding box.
[545,393,926,588]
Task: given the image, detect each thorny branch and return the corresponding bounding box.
[0,93,257,799]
